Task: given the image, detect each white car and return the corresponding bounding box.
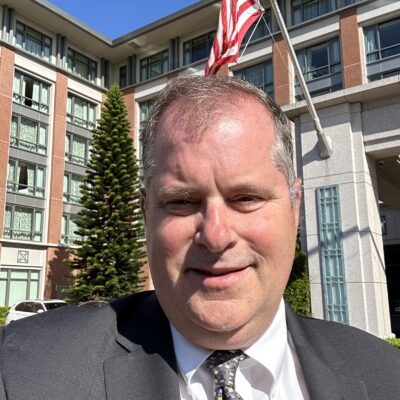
[5,299,68,325]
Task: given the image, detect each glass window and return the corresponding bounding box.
[184,32,215,65]
[140,50,169,81]
[61,214,80,245]
[7,159,45,197]
[0,269,40,307]
[67,94,96,130]
[63,173,83,204]
[16,21,52,62]
[10,115,47,154]
[138,99,155,165]
[65,132,90,166]
[3,205,43,242]
[365,18,400,63]
[243,9,276,44]
[297,38,341,81]
[13,71,50,113]
[234,60,274,97]
[119,65,127,88]
[67,48,97,83]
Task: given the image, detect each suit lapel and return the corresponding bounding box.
[104,292,180,400]
[286,305,369,400]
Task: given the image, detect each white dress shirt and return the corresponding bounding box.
[171,299,310,400]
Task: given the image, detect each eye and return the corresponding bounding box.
[230,195,264,212]
[162,199,199,215]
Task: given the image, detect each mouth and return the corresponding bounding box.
[188,264,253,288]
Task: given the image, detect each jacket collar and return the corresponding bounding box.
[104,292,180,400]
[285,304,369,400]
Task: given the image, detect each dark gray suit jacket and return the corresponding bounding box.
[0,291,399,400]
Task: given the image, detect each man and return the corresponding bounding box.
[0,76,399,400]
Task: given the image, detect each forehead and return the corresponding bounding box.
[155,95,273,146]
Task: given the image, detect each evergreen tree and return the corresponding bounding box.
[284,235,311,316]
[64,84,146,303]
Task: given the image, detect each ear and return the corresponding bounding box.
[140,188,147,222]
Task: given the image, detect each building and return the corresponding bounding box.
[0,0,399,338]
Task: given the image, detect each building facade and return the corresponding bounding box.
[0,0,399,338]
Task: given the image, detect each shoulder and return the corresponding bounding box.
[0,291,156,358]
[288,308,400,373]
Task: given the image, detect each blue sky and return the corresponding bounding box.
[47,0,199,39]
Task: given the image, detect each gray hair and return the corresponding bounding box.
[141,75,298,205]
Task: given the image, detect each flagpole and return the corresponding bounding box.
[269,0,333,159]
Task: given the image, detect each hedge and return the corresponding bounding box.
[0,307,9,326]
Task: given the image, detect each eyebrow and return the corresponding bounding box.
[156,184,275,200]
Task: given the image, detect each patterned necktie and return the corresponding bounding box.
[203,350,248,400]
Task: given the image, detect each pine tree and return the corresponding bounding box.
[64,84,146,303]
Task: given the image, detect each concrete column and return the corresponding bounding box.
[0,47,15,237]
[340,8,363,88]
[298,102,392,337]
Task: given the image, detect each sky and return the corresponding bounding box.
[47,0,200,39]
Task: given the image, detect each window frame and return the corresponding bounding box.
[67,48,98,83]
[233,59,274,97]
[13,70,50,114]
[183,31,215,65]
[63,173,83,204]
[65,132,91,166]
[67,94,96,130]
[7,158,45,198]
[140,50,169,81]
[61,213,80,245]
[364,18,400,64]
[4,204,43,242]
[10,114,47,155]
[15,21,52,61]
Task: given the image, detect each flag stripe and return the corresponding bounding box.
[205,0,264,75]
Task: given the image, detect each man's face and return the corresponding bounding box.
[142,97,301,349]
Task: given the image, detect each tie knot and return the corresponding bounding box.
[204,350,247,370]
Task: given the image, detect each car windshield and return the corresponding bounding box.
[44,302,67,310]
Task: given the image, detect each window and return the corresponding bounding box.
[0,269,40,307]
[234,60,274,97]
[67,48,97,83]
[292,0,356,25]
[10,115,47,154]
[16,21,52,61]
[7,159,45,197]
[63,173,83,204]
[61,214,80,245]
[4,205,43,242]
[140,50,169,81]
[243,10,276,44]
[67,94,96,129]
[365,18,400,63]
[65,132,91,166]
[119,65,127,88]
[184,32,215,65]
[138,99,155,162]
[296,38,342,98]
[13,71,50,113]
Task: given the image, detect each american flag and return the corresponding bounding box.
[205,0,265,76]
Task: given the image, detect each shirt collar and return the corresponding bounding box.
[170,298,288,385]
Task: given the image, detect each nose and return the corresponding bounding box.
[194,200,237,253]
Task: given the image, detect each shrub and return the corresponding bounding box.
[284,236,311,317]
[0,307,10,326]
[385,338,400,349]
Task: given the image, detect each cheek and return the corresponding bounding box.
[147,214,195,261]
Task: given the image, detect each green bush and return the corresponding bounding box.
[0,307,10,326]
[385,338,400,349]
[284,237,311,317]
